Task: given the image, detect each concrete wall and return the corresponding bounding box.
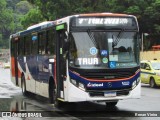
[140,51,160,60]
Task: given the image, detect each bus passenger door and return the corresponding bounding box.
[13,40,19,86]
[56,25,68,99]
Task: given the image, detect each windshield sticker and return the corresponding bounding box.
[116,63,120,67]
[77,58,99,65]
[101,50,108,56]
[108,38,113,43]
[102,57,108,64]
[90,47,97,55]
[32,36,38,41]
[109,61,116,68]
[109,55,118,61]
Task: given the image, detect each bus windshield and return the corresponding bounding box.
[69,31,139,69]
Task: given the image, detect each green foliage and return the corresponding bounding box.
[0,0,14,48]
[16,1,33,14]
[20,0,160,49]
[1,0,160,50]
[21,8,45,28]
[0,0,32,48]
[13,1,33,32]
[24,0,159,35]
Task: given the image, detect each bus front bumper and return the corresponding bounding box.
[66,81,141,102]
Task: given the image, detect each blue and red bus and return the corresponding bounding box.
[10,13,140,107]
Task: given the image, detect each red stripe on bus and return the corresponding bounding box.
[11,57,21,78]
[11,57,16,77]
[54,58,57,86]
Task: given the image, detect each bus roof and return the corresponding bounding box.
[11,21,55,38]
[79,13,131,17]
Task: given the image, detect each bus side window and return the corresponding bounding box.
[25,35,31,55]
[31,34,38,55]
[11,39,15,57]
[46,29,55,55]
[38,32,46,55]
[19,37,25,56]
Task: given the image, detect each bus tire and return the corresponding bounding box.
[55,100,66,108]
[150,77,157,88]
[105,101,118,108]
[21,75,27,95]
[49,79,56,104]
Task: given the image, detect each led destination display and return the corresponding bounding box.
[73,17,137,28]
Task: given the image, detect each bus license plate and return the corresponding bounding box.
[104,91,116,97]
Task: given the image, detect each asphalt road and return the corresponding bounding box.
[0,68,160,120]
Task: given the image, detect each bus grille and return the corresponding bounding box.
[83,71,134,80]
[89,90,130,97]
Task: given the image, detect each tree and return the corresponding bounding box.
[23,0,106,21]
[0,0,14,48]
[21,8,45,28]
[16,1,33,14]
[21,0,160,50]
[13,1,33,32]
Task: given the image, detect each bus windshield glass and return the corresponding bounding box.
[69,31,139,69]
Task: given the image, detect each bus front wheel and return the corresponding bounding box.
[49,80,56,104]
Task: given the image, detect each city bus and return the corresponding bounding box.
[10,13,141,107]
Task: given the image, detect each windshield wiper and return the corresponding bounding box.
[112,29,124,48]
[87,29,98,48]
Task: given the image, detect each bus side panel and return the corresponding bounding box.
[16,56,27,88]
[24,55,50,98]
[36,55,50,98]
[17,56,26,73]
[25,56,36,93]
[11,57,22,87]
[11,57,16,85]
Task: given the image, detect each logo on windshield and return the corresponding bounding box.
[90,47,97,55]
[109,61,116,68]
[101,50,108,56]
[102,57,108,63]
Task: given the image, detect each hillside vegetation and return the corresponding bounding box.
[1,0,160,50]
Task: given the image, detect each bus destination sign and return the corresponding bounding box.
[75,17,135,27]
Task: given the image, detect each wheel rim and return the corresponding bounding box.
[22,82,25,93]
[150,79,155,87]
[21,76,25,93]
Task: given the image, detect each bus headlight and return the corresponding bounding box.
[79,82,85,91]
[71,79,77,86]
[136,77,140,85]
[132,77,140,89]
[70,79,85,91]
[132,81,137,89]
